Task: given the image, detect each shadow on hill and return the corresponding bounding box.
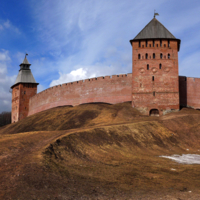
[0,102,144,135]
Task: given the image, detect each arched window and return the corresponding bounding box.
[168,54,170,59]
[138,54,141,59]
[153,53,155,59]
[146,53,148,59]
[147,64,149,70]
[149,109,159,116]
[160,53,163,59]
[159,63,162,69]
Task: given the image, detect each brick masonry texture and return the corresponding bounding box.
[131,39,180,115]
[11,83,37,123]
[28,74,132,116]
[179,76,200,109]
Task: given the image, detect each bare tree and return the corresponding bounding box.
[0,112,11,127]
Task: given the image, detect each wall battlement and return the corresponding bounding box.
[28,73,132,116]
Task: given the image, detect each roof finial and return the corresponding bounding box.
[25,53,28,58]
[154,10,159,18]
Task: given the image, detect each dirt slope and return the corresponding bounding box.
[0,103,200,199]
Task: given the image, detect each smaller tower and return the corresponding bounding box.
[11,55,39,123]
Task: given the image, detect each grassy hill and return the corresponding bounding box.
[0,102,200,199]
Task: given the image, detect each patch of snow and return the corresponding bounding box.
[171,168,176,171]
[160,154,200,164]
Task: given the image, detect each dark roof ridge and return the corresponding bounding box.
[133,17,176,40]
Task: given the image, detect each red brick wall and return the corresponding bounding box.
[131,39,180,115]
[179,76,200,109]
[11,83,37,123]
[28,74,132,116]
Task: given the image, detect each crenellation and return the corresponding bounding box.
[11,17,200,122]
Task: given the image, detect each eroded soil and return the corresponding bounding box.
[0,103,200,199]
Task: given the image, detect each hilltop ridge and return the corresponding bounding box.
[1,103,200,199]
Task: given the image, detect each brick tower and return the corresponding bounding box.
[11,55,39,123]
[130,17,181,116]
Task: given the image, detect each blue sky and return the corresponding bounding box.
[0,0,200,112]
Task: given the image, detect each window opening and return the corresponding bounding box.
[157,44,158,47]
[149,44,151,47]
[146,40,148,47]
[168,40,170,47]
[147,64,149,70]
[168,54,170,59]
[24,91,26,94]
[139,41,141,47]
[142,45,144,48]
[153,91,155,96]
[153,40,155,47]
[160,53,163,59]
[159,64,162,69]
[138,54,141,59]
[153,53,155,59]
[164,44,166,47]
[152,76,154,81]
[146,53,148,59]
[160,40,162,47]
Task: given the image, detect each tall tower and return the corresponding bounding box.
[11,55,39,123]
[130,17,181,116]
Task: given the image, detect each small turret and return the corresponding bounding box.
[11,55,39,123]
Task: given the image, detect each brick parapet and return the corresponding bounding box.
[28,73,132,116]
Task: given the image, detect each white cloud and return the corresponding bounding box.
[0,50,16,113]
[50,68,95,87]
[0,19,20,34]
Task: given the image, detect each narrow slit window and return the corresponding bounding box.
[146,40,148,47]
[164,44,166,47]
[139,41,141,47]
[142,45,144,48]
[152,76,154,81]
[153,91,155,96]
[168,40,170,47]
[157,44,158,47]
[153,40,155,47]
[138,54,141,59]
[147,64,149,70]
[160,53,163,59]
[159,63,162,69]
[149,44,151,47]
[168,54,170,59]
[160,39,162,47]
[153,53,155,59]
[146,53,148,59]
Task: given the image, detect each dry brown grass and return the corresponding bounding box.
[0,103,200,199]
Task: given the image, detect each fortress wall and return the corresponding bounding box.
[186,77,200,109]
[179,76,200,109]
[28,73,132,116]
